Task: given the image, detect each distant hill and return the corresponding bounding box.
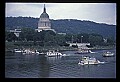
[5,17,116,39]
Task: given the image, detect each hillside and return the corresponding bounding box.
[5,17,116,39]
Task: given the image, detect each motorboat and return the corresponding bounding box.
[14,49,23,53]
[75,49,89,54]
[39,52,46,55]
[78,56,101,65]
[75,49,95,54]
[103,51,114,57]
[46,50,66,57]
[89,50,96,53]
[22,49,40,55]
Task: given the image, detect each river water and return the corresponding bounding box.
[5,49,116,78]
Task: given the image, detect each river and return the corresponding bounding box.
[5,49,116,78]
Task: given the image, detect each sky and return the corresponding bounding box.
[5,3,116,25]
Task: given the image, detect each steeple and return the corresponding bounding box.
[43,4,46,13]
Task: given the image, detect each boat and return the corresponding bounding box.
[22,49,40,55]
[46,50,66,57]
[103,51,114,57]
[75,49,89,54]
[39,52,46,55]
[14,49,23,53]
[78,56,101,65]
[75,49,95,54]
[89,50,96,53]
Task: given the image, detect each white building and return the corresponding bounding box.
[36,4,55,32]
[9,29,21,37]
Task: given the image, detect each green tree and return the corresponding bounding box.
[19,27,35,41]
[54,34,66,46]
[6,32,17,42]
[77,33,89,43]
[88,34,103,46]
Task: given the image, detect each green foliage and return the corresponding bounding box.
[5,27,115,47]
[6,17,116,40]
[77,33,89,43]
[65,34,72,42]
[5,32,18,42]
[88,34,103,45]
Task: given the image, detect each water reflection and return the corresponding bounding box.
[46,56,62,63]
[5,52,51,78]
[38,55,50,78]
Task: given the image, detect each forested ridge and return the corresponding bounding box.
[5,17,116,39]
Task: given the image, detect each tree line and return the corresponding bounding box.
[5,27,115,47]
[6,17,116,40]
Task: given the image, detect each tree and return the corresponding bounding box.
[77,33,89,43]
[107,37,115,45]
[65,34,72,42]
[88,34,103,46]
[6,32,17,42]
[54,34,66,46]
[19,27,35,41]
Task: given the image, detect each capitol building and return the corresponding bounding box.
[36,4,55,32]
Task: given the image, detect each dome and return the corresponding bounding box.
[40,12,49,18]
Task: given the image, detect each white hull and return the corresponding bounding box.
[75,49,95,54]
[46,50,66,57]
[78,61,99,65]
[89,50,96,53]
[14,51,23,53]
[103,52,114,57]
[14,49,23,53]
[14,49,40,55]
[22,49,40,55]
[78,56,101,65]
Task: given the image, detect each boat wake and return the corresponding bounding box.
[63,54,71,56]
[99,61,106,64]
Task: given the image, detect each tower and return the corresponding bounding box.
[37,4,55,32]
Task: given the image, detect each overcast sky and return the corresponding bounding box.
[5,3,116,25]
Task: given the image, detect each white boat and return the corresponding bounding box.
[89,50,96,53]
[75,49,95,54]
[103,51,114,57]
[22,49,40,55]
[75,49,89,54]
[78,56,101,65]
[46,50,66,57]
[14,49,23,53]
[39,52,46,55]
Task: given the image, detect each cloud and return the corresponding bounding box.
[5,3,116,25]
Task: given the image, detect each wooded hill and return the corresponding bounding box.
[5,17,116,40]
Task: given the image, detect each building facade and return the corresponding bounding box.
[36,4,55,32]
[9,29,21,37]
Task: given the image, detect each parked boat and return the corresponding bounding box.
[103,51,114,57]
[14,48,44,55]
[22,49,40,55]
[89,50,96,53]
[75,49,95,54]
[78,56,101,65]
[46,50,66,57]
[14,49,23,53]
[39,52,46,55]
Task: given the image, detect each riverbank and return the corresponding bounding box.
[5,42,115,53]
[5,44,78,53]
[90,45,115,50]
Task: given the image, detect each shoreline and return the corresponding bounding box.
[5,45,115,53]
[5,41,115,52]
